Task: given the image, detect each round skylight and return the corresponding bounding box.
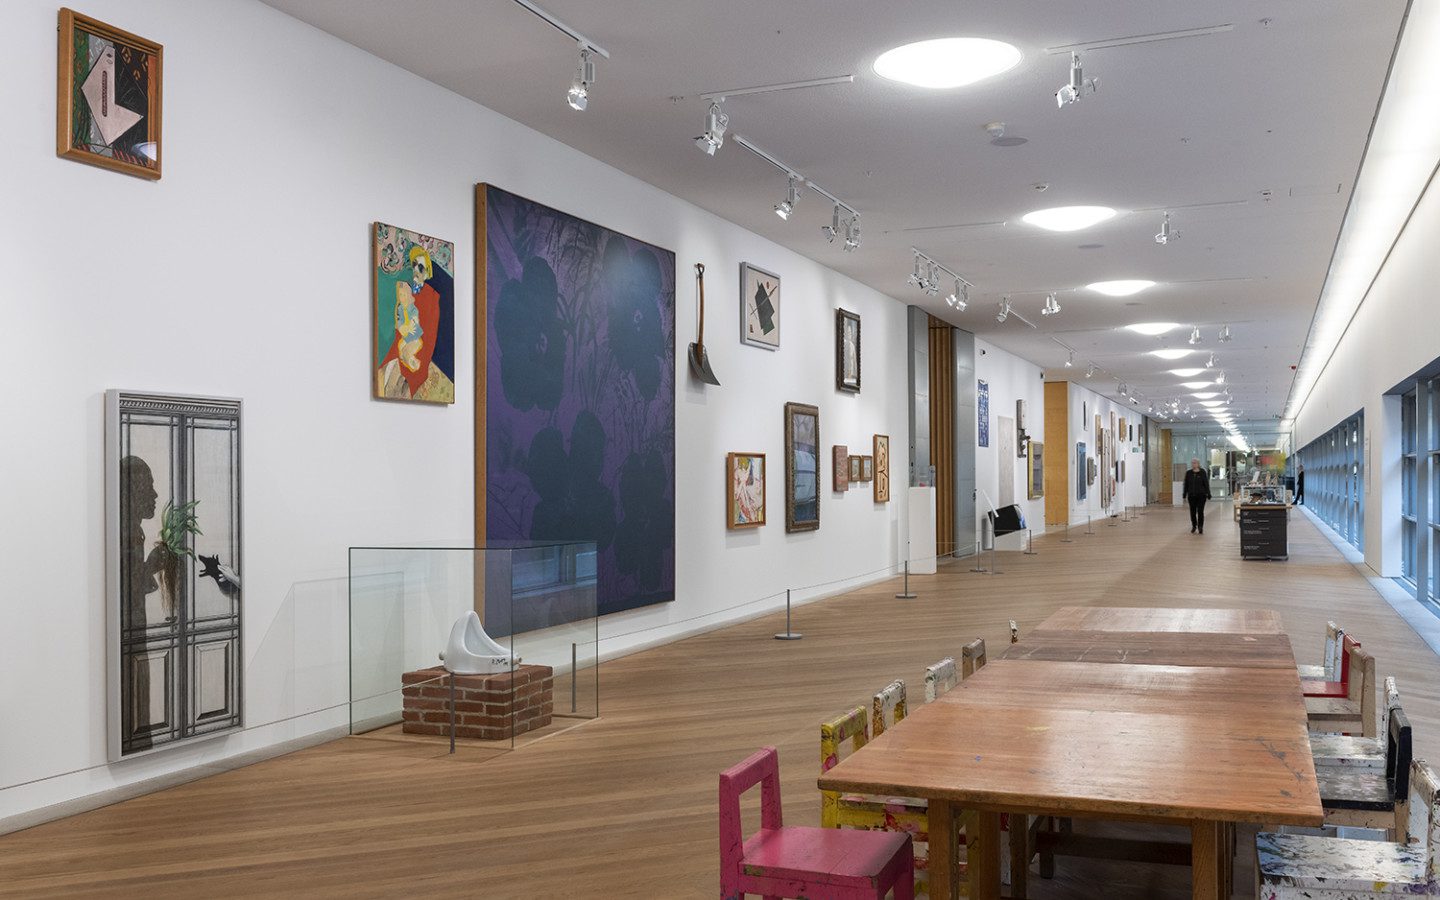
[1179,381,1213,389]
[873,38,1022,89]
[1125,322,1180,336]
[1193,392,1220,399]
[1168,368,1206,377]
[1089,280,1156,296]
[1022,206,1117,232]
[1148,348,1195,360]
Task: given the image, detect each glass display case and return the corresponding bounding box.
[348,542,598,751]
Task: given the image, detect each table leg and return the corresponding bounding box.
[928,800,957,900]
[1190,820,1223,900]
[1008,813,1029,899]
[969,810,1003,900]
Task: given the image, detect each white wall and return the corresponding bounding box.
[0,0,909,818]
[1059,380,1150,527]
[975,339,1046,537]
[1292,152,1440,574]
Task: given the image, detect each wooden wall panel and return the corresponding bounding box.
[1043,381,1071,526]
[928,317,954,557]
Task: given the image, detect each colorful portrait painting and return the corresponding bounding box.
[374,223,455,404]
[785,403,819,532]
[727,453,766,529]
[58,9,163,179]
[741,263,780,350]
[480,185,676,622]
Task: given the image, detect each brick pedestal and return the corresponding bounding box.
[401,664,554,741]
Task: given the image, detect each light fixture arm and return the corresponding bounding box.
[511,0,610,57]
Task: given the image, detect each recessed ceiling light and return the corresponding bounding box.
[1022,206,1117,232]
[1180,381,1213,389]
[1125,322,1180,336]
[873,38,1022,89]
[1169,368,1205,377]
[1148,348,1194,360]
[1200,400,1225,408]
[1089,280,1156,296]
[1193,392,1220,399]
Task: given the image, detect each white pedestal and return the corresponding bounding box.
[1172,482,1185,506]
[907,486,937,575]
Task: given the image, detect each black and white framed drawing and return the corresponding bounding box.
[741,262,780,349]
[107,390,242,759]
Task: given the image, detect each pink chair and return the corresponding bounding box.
[720,746,915,900]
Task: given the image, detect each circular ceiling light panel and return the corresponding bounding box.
[873,38,1022,89]
[1168,368,1205,377]
[1179,381,1213,389]
[1125,322,1180,336]
[1089,280,1156,296]
[1193,392,1220,399]
[1022,206,1117,232]
[1148,348,1194,360]
[1200,400,1226,408]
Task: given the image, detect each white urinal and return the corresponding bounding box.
[438,610,519,675]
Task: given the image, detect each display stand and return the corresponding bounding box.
[1240,505,1289,560]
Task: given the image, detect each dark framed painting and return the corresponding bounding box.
[106,390,242,760]
[836,308,861,393]
[873,434,890,502]
[1076,442,1088,501]
[741,263,780,350]
[833,445,849,492]
[1028,441,1045,500]
[478,184,676,622]
[373,222,455,404]
[58,8,163,179]
[726,452,765,529]
[784,402,819,532]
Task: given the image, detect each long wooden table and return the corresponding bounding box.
[817,607,1322,900]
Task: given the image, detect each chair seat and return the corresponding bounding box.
[1301,678,1348,698]
[1317,768,1396,811]
[1256,831,1425,893]
[1310,733,1385,769]
[742,825,911,887]
[1307,696,1361,721]
[1296,663,1326,679]
[839,793,927,814]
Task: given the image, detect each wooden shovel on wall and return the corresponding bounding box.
[688,262,720,385]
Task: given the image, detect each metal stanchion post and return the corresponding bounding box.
[970,539,987,573]
[895,559,917,599]
[1024,528,1038,555]
[991,537,1001,575]
[1085,514,1094,535]
[774,589,803,640]
[1060,518,1074,543]
[571,643,578,714]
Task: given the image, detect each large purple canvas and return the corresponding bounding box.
[482,185,676,623]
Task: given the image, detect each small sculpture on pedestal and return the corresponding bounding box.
[438,610,519,675]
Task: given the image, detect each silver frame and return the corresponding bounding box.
[740,262,781,350]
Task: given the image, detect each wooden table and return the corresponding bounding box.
[1034,606,1284,634]
[818,608,1321,900]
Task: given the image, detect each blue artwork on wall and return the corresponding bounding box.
[978,379,990,448]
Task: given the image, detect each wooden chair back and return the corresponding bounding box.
[1321,621,1339,678]
[820,706,868,827]
[1346,645,1377,737]
[872,679,907,737]
[1383,676,1401,730]
[719,746,783,893]
[1402,758,1440,880]
[961,638,987,679]
[924,657,957,703]
[1386,704,1413,803]
[1009,620,1020,644]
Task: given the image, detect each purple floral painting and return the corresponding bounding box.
[483,186,676,620]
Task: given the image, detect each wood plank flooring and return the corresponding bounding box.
[3,504,1440,898]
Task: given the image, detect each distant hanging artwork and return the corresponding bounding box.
[741,263,781,349]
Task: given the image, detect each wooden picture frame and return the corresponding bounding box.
[726,452,766,529]
[873,434,890,502]
[835,308,861,393]
[57,8,163,179]
[861,455,874,481]
[849,455,862,482]
[741,263,781,349]
[832,445,849,492]
[784,402,820,532]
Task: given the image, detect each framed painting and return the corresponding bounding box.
[106,390,242,760]
[58,9,163,179]
[832,445,849,492]
[1076,442,1088,501]
[784,402,819,532]
[873,434,890,502]
[741,263,780,349]
[1028,441,1045,500]
[861,455,874,481]
[374,222,455,404]
[478,184,676,623]
[977,380,990,447]
[849,455,862,482]
[726,453,765,529]
[835,308,861,392]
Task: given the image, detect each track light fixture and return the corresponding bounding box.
[1086,364,1096,378]
[774,174,800,220]
[907,253,923,288]
[909,248,972,307]
[1216,370,1226,385]
[1206,352,1217,368]
[1147,403,1155,414]
[946,280,969,311]
[1118,382,1129,397]
[1064,350,1075,368]
[1155,211,1179,245]
[1041,292,1062,316]
[567,45,596,111]
[842,214,861,251]
[1056,51,1098,108]
[694,101,728,155]
[1219,324,1232,343]
[997,297,1012,324]
[1188,325,1203,345]
[822,204,841,243]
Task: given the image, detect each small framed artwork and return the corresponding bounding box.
[726,453,766,529]
[849,455,862,482]
[374,223,456,403]
[873,434,890,502]
[741,263,780,349]
[1028,441,1045,500]
[784,403,819,532]
[832,445,849,492]
[58,8,163,179]
[861,455,874,481]
[835,308,861,393]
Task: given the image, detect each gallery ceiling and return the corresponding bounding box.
[263,0,1408,433]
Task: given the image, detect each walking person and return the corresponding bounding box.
[1183,458,1211,534]
[1296,464,1305,505]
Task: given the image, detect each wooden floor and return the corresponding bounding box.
[5,504,1440,898]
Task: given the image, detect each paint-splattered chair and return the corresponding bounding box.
[961,638,988,679]
[721,746,915,900]
[1295,621,1343,680]
[1302,633,1361,698]
[1009,619,1020,644]
[872,679,907,737]
[1255,758,1440,899]
[1312,677,1402,770]
[1307,644,1376,736]
[924,657,958,703]
[1315,697,1412,832]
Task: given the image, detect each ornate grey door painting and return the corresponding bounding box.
[998,416,1015,508]
[107,391,242,759]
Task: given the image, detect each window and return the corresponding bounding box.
[1394,373,1439,612]
[1297,412,1364,551]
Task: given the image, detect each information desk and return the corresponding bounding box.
[1239,504,1289,560]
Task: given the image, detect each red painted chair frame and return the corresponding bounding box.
[1302,634,1359,698]
[720,746,915,900]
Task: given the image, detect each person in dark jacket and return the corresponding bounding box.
[1182,458,1211,534]
[1296,464,1305,505]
